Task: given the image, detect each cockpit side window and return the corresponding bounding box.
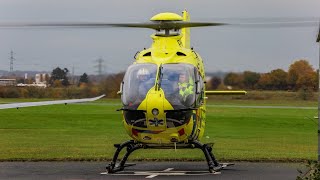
[194,68,204,107]
[161,64,196,109]
[122,64,157,109]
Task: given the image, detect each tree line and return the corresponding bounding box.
[0,59,317,99]
[207,60,318,92]
[0,66,125,98]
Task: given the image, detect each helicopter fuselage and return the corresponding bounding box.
[120,33,207,144]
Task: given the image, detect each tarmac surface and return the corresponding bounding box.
[0,161,305,180]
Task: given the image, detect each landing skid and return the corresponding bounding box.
[106,140,229,174]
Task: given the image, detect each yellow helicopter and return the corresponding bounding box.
[110,10,247,173]
[0,10,245,173]
[0,10,317,174]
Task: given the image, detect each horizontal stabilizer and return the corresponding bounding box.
[205,90,247,95]
[0,94,105,110]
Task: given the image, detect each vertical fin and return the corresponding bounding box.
[181,10,190,48]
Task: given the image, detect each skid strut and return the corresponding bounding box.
[106,140,224,173]
[106,140,142,173]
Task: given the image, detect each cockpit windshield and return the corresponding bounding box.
[122,64,157,108]
[160,64,195,108]
[121,63,196,110]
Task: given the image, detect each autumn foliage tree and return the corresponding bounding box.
[224,72,243,88]
[288,60,316,90]
[242,71,260,89]
[256,69,288,90]
[224,71,260,89]
[99,72,125,98]
[208,76,222,90]
[49,67,70,87]
[269,69,288,90]
[256,73,272,90]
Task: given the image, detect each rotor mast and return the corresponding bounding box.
[150,12,183,37]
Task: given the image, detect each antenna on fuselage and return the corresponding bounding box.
[181,10,190,48]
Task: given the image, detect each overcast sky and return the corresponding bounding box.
[0,0,319,75]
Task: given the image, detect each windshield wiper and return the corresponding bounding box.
[155,64,163,91]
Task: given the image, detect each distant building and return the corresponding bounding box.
[34,73,49,87]
[35,73,48,84]
[17,73,49,88]
[16,83,47,88]
[0,79,16,86]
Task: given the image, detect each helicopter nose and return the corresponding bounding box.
[145,89,173,129]
[152,108,159,116]
[146,93,165,128]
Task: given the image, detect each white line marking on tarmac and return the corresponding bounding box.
[163,168,174,172]
[101,170,221,176]
[145,168,174,178]
[146,174,158,178]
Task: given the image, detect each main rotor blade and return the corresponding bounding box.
[0,22,119,28]
[110,22,227,29]
[0,21,227,30]
[0,20,317,30]
[230,21,319,28]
